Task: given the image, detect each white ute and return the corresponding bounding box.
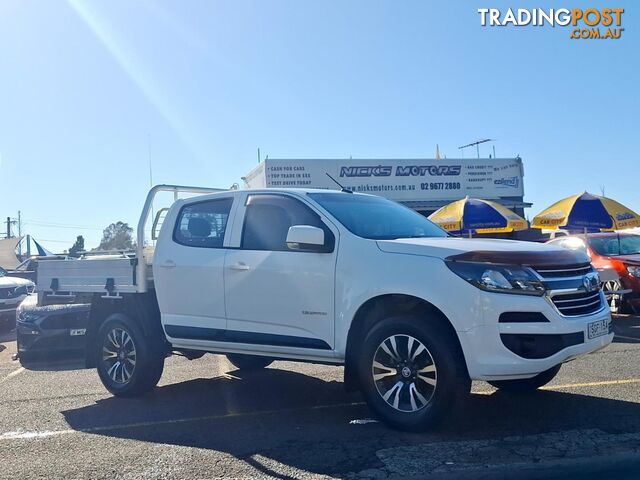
[34,185,613,431]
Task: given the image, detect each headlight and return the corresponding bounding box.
[445,261,545,296]
[627,265,640,278]
[18,311,42,323]
[13,285,28,297]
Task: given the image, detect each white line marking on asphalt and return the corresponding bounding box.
[3,376,640,442]
[0,401,367,442]
[0,367,24,385]
[0,429,74,440]
[543,378,640,389]
[473,377,640,395]
[349,418,378,425]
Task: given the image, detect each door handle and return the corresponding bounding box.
[229,262,250,271]
[160,260,176,268]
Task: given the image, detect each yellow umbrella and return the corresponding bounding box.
[428,197,528,237]
[532,192,640,232]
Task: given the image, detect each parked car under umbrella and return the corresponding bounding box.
[534,192,640,312]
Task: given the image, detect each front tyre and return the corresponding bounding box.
[97,313,165,397]
[357,315,470,432]
[488,364,561,393]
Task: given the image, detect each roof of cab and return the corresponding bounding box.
[181,187,368,203]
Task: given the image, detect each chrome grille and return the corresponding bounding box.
[550,290,603,316]
[533,263,604,317]
[533,263,593,278]
[0,288,14,299]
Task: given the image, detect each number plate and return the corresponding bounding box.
[587,319,610,340]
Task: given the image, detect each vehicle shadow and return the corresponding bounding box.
[0,329,16,343]
[612,314,640,344]
[20,358,86,371]
[62,367,640,478]
[0,330,15,359]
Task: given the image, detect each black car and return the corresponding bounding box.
[16,295,90,365]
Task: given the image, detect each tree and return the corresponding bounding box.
[97,222,135,251]
[69,235,85,257]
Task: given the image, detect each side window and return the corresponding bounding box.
[241,195,334,252]
[173,197,233,248]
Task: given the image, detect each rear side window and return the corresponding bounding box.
[241,194,334,252]
[173,197,233,248]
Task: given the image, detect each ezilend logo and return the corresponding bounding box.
[494,177,520,188]
[339,165,462,178]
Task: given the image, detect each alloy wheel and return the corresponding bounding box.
[371,334,437,412]
[102,327,137,384]
[603,280,621,313]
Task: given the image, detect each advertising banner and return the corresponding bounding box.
[244,158,524,202]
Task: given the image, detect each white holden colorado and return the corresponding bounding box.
[33,185,613,431]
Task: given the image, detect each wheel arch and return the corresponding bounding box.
[343,293,468,392]
[85,292,167,367]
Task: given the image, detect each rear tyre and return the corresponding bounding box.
[226,353,273,371]
[357,314,470,432]
[488,364,561,393]
[97,313,165,397]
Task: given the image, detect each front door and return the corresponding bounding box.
[224,193,337,350]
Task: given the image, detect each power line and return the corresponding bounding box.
[25,219,103,228]
[24,220,104,230]
[36,238,75,244]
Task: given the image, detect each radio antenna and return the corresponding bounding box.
[326,173,353,193]
[458,138,494,158]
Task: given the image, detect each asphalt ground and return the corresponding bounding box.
[0,315,639,480]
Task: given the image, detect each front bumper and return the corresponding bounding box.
[0,298,24,326]
[458,290,614,381]
[16,306,89,363]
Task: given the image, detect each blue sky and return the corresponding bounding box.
[0,1,637,250]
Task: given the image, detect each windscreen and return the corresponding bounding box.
[589,234,640,256]
[308,192,447,240]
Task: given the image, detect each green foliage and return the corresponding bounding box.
[97,222,135,251]
[69,235,85,257]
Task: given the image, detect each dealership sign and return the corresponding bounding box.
[243,158,524,202]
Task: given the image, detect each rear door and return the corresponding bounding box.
[154,195,236,340]
[224,193,338,350]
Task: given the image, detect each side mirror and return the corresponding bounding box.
[286,225,326,252]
